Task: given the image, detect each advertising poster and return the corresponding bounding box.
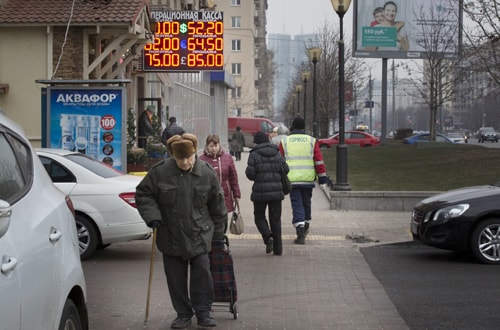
[353,0,462,59]
[47,87,126,171]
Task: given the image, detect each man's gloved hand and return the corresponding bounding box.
[318,176,328,185]
[148,220,161,229]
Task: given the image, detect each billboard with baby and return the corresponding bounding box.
[352,0,463,59]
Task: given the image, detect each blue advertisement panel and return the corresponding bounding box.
[47,87,126,171]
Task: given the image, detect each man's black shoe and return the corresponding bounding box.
[197,316,217,327]
[171,317,192,329]
[266,237,274,254]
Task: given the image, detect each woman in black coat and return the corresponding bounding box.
[245,131,289,255]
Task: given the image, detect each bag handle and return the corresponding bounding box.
[233,200,240,212]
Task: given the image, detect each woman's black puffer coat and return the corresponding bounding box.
[245,142,289,202]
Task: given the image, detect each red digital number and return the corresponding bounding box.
[145,53,180,67]
[206,22,223,35]
[156,22,179,35]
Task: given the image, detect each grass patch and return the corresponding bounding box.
[321,142,500,191]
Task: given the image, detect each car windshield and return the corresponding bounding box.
[448,133,462,138]
[65,153,123,178]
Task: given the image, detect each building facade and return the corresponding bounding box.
[0,0,234,157]
[216,0,270,118]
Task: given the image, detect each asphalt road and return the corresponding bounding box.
[361,241,500,330]
[466,138,500,148]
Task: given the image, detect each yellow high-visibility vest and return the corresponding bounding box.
[282,134,317,183]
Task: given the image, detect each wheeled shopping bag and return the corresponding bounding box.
[209,236,238,319]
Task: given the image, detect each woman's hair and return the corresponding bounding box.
[384,1,397,11]
[205,134,220,145]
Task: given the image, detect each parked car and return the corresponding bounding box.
[477,127,498,143]
[403,133,455,144]
[318,131,380,149]
[446,132,466,144]
[411,183,500,264]
[0,110,88,329]
[36,148,151,259]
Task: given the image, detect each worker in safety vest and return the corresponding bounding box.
[279,117,328,244]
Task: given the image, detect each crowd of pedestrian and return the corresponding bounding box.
[135,116,328,329]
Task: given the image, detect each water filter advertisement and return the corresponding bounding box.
[47,87,126,171]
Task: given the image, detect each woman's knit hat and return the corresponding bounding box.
[166,133,198,158]
[253,131,269,144]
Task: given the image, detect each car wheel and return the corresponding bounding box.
[470,218,500,264]
[98,243,112,250]
[58,299,83,330]
[76,214,99,260]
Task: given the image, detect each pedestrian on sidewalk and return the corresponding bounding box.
[245,131,289,255]
[279,117,328,244]
[230,126,245,161]
[199,134,241,231]
[161,117,185,148]
[135,133,227,329]
[137,107,153,148]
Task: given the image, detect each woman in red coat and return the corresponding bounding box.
[199,134,241,216]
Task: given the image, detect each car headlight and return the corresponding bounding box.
[426,204,470,222]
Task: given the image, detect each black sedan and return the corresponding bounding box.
[411,184,500,264]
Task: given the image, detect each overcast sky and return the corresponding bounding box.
[265,0,386,76]
[266,0,353,36]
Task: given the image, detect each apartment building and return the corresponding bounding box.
[216,0,269,118]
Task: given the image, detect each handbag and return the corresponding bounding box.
[280,163,292,195]
[229,201,244,235]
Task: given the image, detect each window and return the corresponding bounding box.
[231,63,241,75]
[0,132,30,203]
[39,157,76,183]
[232,40,241,51]
[231,16,241,28]
[231,0,241,5]
[232,86,242,99]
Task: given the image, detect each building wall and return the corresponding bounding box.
[0,0,233,152]
[218,0,258,117]
[0,27,49,144]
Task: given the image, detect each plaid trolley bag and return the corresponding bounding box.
[209,236,238,319]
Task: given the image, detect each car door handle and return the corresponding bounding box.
[1,256,18,274]
[49,227,63,242]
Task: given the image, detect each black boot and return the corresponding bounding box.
[294,226,305,245]
[304,222,310,237]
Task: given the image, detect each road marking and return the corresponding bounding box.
[226,233,345,241]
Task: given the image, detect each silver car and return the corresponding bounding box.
[0,110,88,329]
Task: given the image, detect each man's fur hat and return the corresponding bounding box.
[166,133,198,158]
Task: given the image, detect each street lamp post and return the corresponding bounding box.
[295,84,302,116]
[331,0,352,191]
[301,71,310,131]
[308,47,322,138]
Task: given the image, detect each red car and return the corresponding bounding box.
[318,131,380,148]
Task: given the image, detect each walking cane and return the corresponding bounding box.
[144,227,157,327]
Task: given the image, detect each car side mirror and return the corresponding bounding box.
[0,199,12,238]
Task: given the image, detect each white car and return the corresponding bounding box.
[36,148,151,259]
[446,132,466,144]
[0,110,88,329]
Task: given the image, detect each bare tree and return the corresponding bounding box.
[462,0,500,87]
[312,21,357,138]
[402,2,466,140]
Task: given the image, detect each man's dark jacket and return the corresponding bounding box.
[136,157,227,259]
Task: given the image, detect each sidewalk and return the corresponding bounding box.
[211,149,412,329]
[100,148,413,330]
